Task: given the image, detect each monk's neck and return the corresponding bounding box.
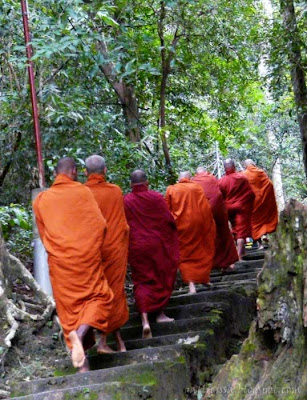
[178,178,190,183]
[132,183,148,193]
[225,168,236,175]
[87,173,106,183]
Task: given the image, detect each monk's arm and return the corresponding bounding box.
[218,180,227,200]
[33,199,46,241]
[165,189,172,212]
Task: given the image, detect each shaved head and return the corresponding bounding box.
[55,157,77,180]
[56,157,76,174]
[178,171,191,180]
[223,158,235,171]
[130,169,147,184]
[243,159,255,168]
[196,166,206,174]
[85,155,106,174]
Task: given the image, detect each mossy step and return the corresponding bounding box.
[116,329,220,352]
[126,301,230,327]
[10,361,189,399]
[241,250,265,260]
[55,344,186,373]
[210,271,259,283]
[11,382,156,400]
[120,314,225,341]
[129,287,256,314]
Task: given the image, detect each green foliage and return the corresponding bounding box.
[0,204,33,263]
[0,0,305,205]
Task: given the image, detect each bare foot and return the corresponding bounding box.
[223,264,235,273]
[78,357,90,373]
[156,312,174,323]
[114,330,127,352]
[69,331,85,368]
[97,344,115,354]
[142,324,152,339]
[188,282,197,295]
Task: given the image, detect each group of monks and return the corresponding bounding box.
[33,155,278,372]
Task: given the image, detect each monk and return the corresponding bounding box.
[33,157,113,372]
[192,167,238,270]
[243,159,278,245]
[218,159,255,259]
[124,170,179,339]
[84,155,129,353]
[166,171,216,295]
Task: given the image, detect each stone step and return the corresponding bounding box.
[129,286,256,314]
[210,271,259,283]
[126,301,230,327]
[56,344,186,373]
[11,382,156,400]
[116,329,219,352]
[10,361,189,400]
[241,250,265,260]
[120,315,225,341]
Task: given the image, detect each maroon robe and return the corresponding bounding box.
[192,172,238,268]
[219,170,255,240]
[124,184,179,313]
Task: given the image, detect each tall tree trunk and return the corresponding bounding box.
[158,1,180,180]
[97,40,141,142]
[280,0,307,177]
[267,129,285,212]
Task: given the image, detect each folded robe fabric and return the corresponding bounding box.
[166,178,216,284]
[243,165,278,240]
[85,174,129,333]
[124,184,179,313]
[192,172,238,268]
[33,174,113,349]
[219,170,255,240]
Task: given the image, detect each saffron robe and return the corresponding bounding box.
[243,165,278,240]
[33,174,113,349]
[165,178,216,284]
[219,170,255,240]
[124,184,179,313]
[192,172,238,268]
[85,174,129,333]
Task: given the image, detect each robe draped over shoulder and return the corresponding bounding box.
[124,184,179,313]
[85,174,129,333]
[165,179,216,284]
[192,172,238,268]
[33,174,113,349]
[219,170,255,240]
[243,165,278,240]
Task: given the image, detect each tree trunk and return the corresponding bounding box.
[97,40,141,142]
[158,1,181,180]
[267,129,285,212]
[280,0,307,177]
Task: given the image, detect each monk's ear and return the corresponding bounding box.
[84,170,88,177]
[104,167,107,175]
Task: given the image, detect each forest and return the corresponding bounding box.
[0,0,306,259]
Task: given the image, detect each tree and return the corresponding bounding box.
[279,0,307,177]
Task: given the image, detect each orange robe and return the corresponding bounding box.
[192,172,238,268]
[33,174,113,349]
[166,178,216,284]
[85,174,129,333]
[243,165,278,240]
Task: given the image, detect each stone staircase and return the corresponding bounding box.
[10,249,264,400]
